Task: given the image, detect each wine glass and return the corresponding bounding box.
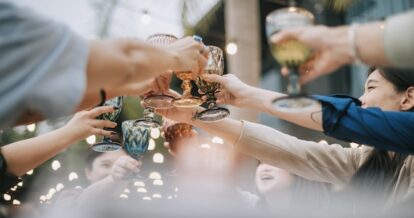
[122,120,151,179]
[172,35,203,108]
[266,5,319,112]
[91,96,123,152]
[136,33,178,129]
[195,46,229,122]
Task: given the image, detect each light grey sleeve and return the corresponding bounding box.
[0,3,88,127]
[384,10,414,69]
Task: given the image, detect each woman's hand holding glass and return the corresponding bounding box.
[63,106,118,141]
[202,74,256,108]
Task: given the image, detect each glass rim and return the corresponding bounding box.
[146,33,178,41]
[265,6,315,22]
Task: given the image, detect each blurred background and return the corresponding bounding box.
[1,0,414,215]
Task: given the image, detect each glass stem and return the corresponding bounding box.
[182,80,192,98]
[287,67,301,95]
[143,108,155,120]
[206,91,217,109]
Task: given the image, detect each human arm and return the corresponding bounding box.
[155,106,358,185]
[0,3,207,127]
[78,156,140,203]
[1,106,117,176]
[203,74,414,153]
[271,10,414,83]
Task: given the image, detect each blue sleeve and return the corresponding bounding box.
[0,3,88,127]
[313,95,414,154]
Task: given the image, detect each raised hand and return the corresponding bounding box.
[110,156,141,181]
[202,74,254,108]
[271,25,353,84]
[167,36,209,79]
[63,106,118,140]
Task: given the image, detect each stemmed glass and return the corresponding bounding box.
[136,33,178,128]
[195,46,230,121]
[172,35,203,108]
[91,96,123,152]
[266,5,319,112]
[122,120,151,179]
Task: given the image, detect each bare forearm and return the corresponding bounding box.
[190,118,243,145]
[355,22,390,66]
[86,39,177,91]
[236,87,323,131]
[1,128,77,176]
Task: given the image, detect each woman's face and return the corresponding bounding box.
[359,70,405,111]
[85,150,125,184]
[255,163,293,196]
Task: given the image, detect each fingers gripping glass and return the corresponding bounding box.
[172,35,204,108]
[195,46,229,122]
[122,120,151,180]
[91,96,123,152]
[266,5,319,112]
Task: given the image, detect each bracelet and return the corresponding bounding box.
[348,23,364,65]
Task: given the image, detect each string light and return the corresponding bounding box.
[148,139,156,151]
[13,200,21,205]
[17,181,23,187]
[86,135,96,145]
[153,153,164,163]
[48,188,56,196]
[56,183,64,192]
[68,172,79,181]
[134,181,145,187]
[26,124,36,132]
[120,194,129,199]
[26,169,34,175]
[140,10,151,25]
[153,179,163,186]
[142,196,152,201]
[151,128,160,139]
[149,172,161,180]
[211,136,224,144]
[152,193,162,199]
[226,42,238,55]
[3,194,11,201]
[51,160,61,171]
[137,187,147,193]
[10,186,17,192]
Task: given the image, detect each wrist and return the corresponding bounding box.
[242,86,268,109]
[331,26,355,65]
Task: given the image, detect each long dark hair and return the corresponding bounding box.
[350,67,413,206]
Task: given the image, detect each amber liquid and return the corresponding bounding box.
[270,39,311,67]
[175,71,193,80]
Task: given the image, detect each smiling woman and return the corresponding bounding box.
[253,163,330,215]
